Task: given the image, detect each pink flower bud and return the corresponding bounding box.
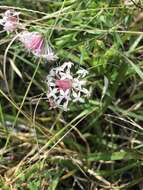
[19,31,43,52]
[19,31,57,61]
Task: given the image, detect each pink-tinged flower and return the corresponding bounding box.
[18,31,57,61]
[46,62,90,111]
[0,9,23,32]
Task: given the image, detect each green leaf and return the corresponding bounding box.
[125,56,143,80]
[86,151,141,162]
[9,58,22,79]
[48,176,59,190]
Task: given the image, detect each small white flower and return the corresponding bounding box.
[55,90,71,111]
[72,79,86,90]
[47,88,58,99]
[49,70,56,77]
[60,89,70,100]
[60,72,73,80]
[72,91,85,103]
[46,62,89,110]
[57,89,70,106]
[61,61,74,70]
[76,68,88,78]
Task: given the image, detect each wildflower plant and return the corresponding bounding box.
[46,62,90,111]
[0,9,89,111]
[0,9,90,112]
[1,1,142,189]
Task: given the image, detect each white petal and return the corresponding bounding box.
[0,19,4,25]
[56,97,63,105]
[62,100,69,111]
[78,97,85,103]
[59,89,65,96]
[49,70,56,77]
[61,61,73,70]
[49,82,56,87]
[47,88,58,99]
[81,88,90,95]
[72,90,78,98]
[77,68,88,78]
[65,89,70,96]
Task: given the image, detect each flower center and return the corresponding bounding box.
[56,80,72,91]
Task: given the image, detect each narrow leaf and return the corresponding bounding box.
[9,58,22,79]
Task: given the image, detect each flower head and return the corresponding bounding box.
[0,9,23,32]
[18,31,57,61]
[46,62,90,111]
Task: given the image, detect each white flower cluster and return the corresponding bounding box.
[46,62,90,111]
[0,9,24,32]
